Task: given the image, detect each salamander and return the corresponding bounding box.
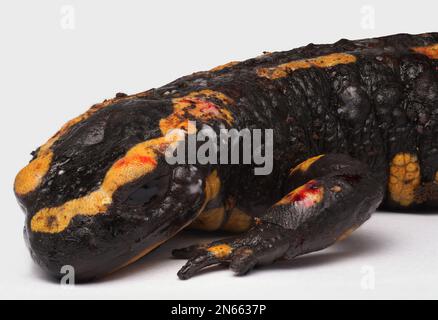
[14,33,438,281]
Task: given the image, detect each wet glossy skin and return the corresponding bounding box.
[14,33,438,281]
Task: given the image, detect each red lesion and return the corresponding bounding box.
[278,180,324,208]
[181,98,221,115]
[115,155,157,169]
[161,91,234,135]
[199,101,220,115]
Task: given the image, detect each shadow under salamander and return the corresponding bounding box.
[100,227,391,282]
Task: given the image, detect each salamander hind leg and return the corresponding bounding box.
[172,154,384,279]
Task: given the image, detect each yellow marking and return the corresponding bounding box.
[337,226,357,242]
[31,133,182,233]
[290,155,325,175]
[204,169,221,202]
[210,61,239,72]
[412,44,438,59]
[435,171,438,183]
[221,207,252,233]
[388,153,421,207]
[14,151,53,195]
[190,207,225,231]
[14,93,148,196]
[160,90,234,135]
[257,53,357,80]
[207,244,232,258]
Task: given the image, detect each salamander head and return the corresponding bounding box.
[14,97,207,282]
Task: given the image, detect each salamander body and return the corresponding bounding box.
[14,33,438,281]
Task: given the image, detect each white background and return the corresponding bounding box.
[0,0,437,299]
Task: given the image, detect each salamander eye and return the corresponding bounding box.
[124,173,170,206]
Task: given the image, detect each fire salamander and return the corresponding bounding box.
[14,33,438,281]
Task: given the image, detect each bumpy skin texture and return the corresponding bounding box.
[14,33,438,281]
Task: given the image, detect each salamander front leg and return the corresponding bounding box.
[173,223,290,279]
[173,154,384,279]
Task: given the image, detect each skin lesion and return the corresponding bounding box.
[412,43,438,59]
[276,180,324,208]
[388,153,421,207]
[256,53,357,80]
[160,90,234,135]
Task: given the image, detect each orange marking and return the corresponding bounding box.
[412,44,438,59]
[388,153,421,207]
[221,207,252,233]
[210,61,239,72]
[14,151,53,195]
[257,53,357,79]
[190,207,225,231]
[190,169,223,231]
[204,170,221,202]
[207,244,232,258]
[290,155,324,175]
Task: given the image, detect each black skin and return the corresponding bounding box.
[14,33,438,281]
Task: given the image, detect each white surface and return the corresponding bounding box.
[1,214,438,299]
[0,0,437,300]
